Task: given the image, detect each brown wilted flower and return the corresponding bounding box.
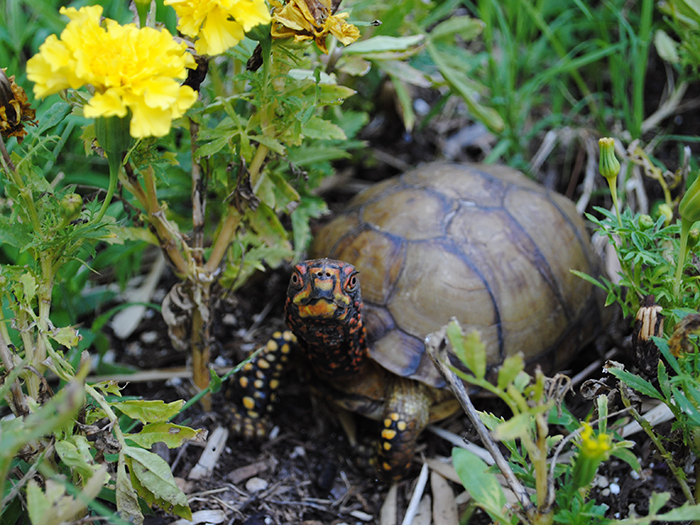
[0,69,37,144]
[271,0,360,54]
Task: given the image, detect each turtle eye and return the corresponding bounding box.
[345,273,359,292]
[290,271,302,287]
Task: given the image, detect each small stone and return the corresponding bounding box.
[609,483,621,495]
[601,488,610,497]
[596,475,609,488]
[223,313,237,326]
[140,331,158,344]
[246,477,268,493]
[290,446,306,459]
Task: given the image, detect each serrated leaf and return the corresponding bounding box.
[379,60,431,88]
[125,446,191,520]
[497,354,524,390]
[36,101,71,134]
[113,399,185,424]
[287,145,351,165]
[447,320,486,380]
[117,455,143,525]
[49,326,82,348]
[196,136,229,158]
[127,423,206,449]
[452,448,507,517]
[317,84,356,105]
[492,412,532,441]
[291,196,329,257]
[245,202,291,249]
[655,502,700,521]
[607,369,663,400]
[91,380,125,397]
[20,272,37,303]
[302,116,347,140]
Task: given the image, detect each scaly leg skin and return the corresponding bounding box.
[372,378,431,480]
[228,331,296,438]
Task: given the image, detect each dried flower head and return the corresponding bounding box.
[0,69,37,144]
[26,5,197,138]
[164,0,272,56]
[271,0,360,53]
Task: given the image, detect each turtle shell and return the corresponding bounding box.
[309,162,605,388]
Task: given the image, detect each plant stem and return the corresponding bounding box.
[674,218,692,299]
[95,151,121,223]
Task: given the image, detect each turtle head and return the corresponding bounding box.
[285,258,369,376]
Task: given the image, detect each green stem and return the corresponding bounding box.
[95,152,120,223]
[674,218,692,299]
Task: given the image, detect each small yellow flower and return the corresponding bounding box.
[0,69,36,144]
[579,423,612,460]
[271,0,360,53]
[165,0,272,56]
[26,5,197,138]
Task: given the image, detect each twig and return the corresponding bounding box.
[401,461,429,525]
[425,328,536,520]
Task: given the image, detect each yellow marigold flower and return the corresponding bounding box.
[579,423,612,461]
[271,0,360,53]
[26,5,197,138]
[164,0,272,56]
[0,69,36,144]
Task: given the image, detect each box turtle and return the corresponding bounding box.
[229,162,605,479]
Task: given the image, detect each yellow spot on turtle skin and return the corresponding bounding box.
[282,331,295,342]
[384,418,392,428]
[243,396,255,410]
[273,331,282,339]
[243,363,253,372]
[270,379,280,390]
[254,391,264,398]
[248,410,259,418]
[383,442,392,451]
[266,352,277,361]
[390,413,400,421]
[258,359,270,369]
[276,363,285,371]
[254,379,264,389]
[382,429,397,441]
[397,421,407,432]
[382,462,392,471]
[267,339,279,351]
[239,377,249,388]
[281,344,291,354]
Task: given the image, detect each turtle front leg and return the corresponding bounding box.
[228,330,296,438]
[373,378,431,480]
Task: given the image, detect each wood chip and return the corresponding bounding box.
[425,458,460,485]
[380,483,399,525]
[431,471,458,525]
[413,494,432,525]
[171,509,226,525]
[188,426,229,480]
[228,460,270,484]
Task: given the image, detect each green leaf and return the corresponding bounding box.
[497,354,524,391]
[317,84,357,105]
[649,491,672,515]
[302,116,347,140]
[55,436,101,480]
[20,272,37,303]
[492,412,531,441]
[125,446,191,520]
[427,43,504,133]
[654,30,680,64]
[127,423,206,449]
[429,16,484,42]
[48,326,82,348]
[344,35,425,54]
[611,447,641,472]
[447,320,486,380]
[291,196,329,257]
[607,369,663,400]
[657,502,700,521]
[452,448,508,519]
[287,145,351,166]
[113,399,185,424]
[250,134,286,155]
[117,455,143,525]
[36,101,71,134]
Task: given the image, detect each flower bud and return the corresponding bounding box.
[60,193,83,223]
[598,137,620,180]
[638,214,654,231]
[658,203,674,225]
[679,174,700,225]
[572,423,611,491]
